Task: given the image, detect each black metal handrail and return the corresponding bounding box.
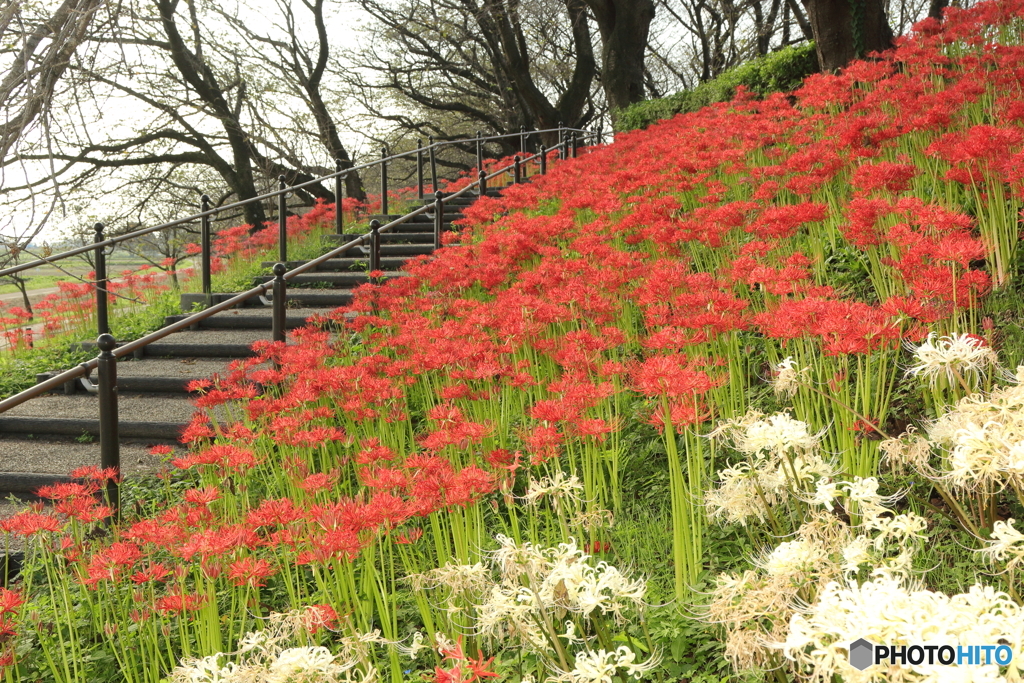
[0,131,596,509]
[0,126,596,279]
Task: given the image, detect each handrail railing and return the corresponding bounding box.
[0,131,598,510]
[0,126,596,279]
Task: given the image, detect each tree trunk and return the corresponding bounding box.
[583,0,656,125]
[15,277,33,316]
[801,0,893,72]
[928,0,949,20]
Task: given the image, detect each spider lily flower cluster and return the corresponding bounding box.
[171,606,381,683]
[408,535,657,683]
[779,577,1024,683]
[706,477,928,669]
[906,332,1000,389]
[706,410,834,528]
[882,365,1024,533]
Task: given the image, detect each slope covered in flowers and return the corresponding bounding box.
[6,4,1024,682]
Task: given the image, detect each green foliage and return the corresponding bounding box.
[0,276,65,296]
[0,290,181,400]
[645,606,742,683]
[616,43,820,132]
[109,289,181,340]
[0,345,94,400]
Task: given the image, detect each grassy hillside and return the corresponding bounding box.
[7,3,1024,683]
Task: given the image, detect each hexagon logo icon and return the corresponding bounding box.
[849,638,875,671]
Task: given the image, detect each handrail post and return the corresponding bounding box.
[540,143,547,175]
[272,263,287,344]
[96,333,119,514]
[520,125,526,154]
[571,132,578,159]
[513,155,522,185]
[335,159,344,235]
[93,222,108,336]
[475,130,483,177]
[428,135,438,195]
[278,175,288,263]
[380,146,389,216]
[478,169,487,197]
[200,195,212,308]
[558,121,564,159]
[433,190,443,250]
[417,139,425,200]
[369,219,381,273]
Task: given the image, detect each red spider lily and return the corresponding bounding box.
[852,161,918,194]
[0,511,61,536]
[434,665,465,683]
[154,592,208,615]
[298,470,340,494]
[183,486,221,506]
[69,465,121,483]
[247,497,304,527]
[301,604,338,633]
[35,481,99,500]
[81,542,144,587]
[463,653,499,682]
[484,448,520,474]
[123,518,189,549]
[630,354,724,398]
[55,497,113,524]
[226,557,277,588]
[395,528,423,544]
[172,443,263,473]
[130,563,172,585]
[522,425,563,465]
[0,589,23,615]
[176,525,263,562]
[356,438,397,465]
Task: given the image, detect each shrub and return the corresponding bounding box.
[616,42,819,131]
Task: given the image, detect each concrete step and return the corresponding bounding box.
[419,189,506,206]
[39,358,240,394]
[253,272,405,288]
[256,271,403,286]
[335,232,436,244]
[281,290,353,307]
[318,243,435,257]
[0,434,179,494]
[374,244,436,256]
[115,358,239,392]
[78,329,276,358]
[142,329,275,358]
[165,307,327,331]
[263,257,409,272]
[366,215,462,228]
[0,393,198,440]
[180,292,265,311]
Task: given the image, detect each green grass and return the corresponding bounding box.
[0,256,169,297]
[0,276,67,296]
[0,288,182,400]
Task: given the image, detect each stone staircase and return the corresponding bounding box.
[0,191,489,499]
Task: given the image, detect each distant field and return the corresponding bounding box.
[0,255,162,296]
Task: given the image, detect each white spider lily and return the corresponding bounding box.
[906,332,1000,387]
